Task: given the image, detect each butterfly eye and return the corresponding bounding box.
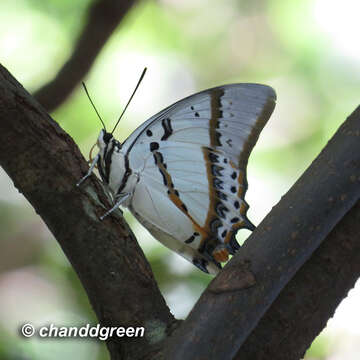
[88,143,98,168]
[103,132,113,144]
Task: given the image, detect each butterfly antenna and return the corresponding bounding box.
[82,81,107,131]
[111,67,147,135]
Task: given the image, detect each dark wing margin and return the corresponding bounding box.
[234,84,277,169]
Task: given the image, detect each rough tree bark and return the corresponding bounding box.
[236,200,360,360]
[34,0,138,113]
[0,64,359,360]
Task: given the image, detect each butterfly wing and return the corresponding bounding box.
[121,84,276,273]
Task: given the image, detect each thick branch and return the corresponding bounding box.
[165,107,360,359]
[0,65,175,360]
[34,0,137,112]
[236,200,360,359]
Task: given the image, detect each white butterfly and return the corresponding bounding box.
[77,73,276,274]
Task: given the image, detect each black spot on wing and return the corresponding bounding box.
[116,155,132,196]
[185,235,195,244]
[213,178,224,190]
[216,191,227,201]
[210,218,222,234]
[211,164,224,177]
[150,142,159,151]
[215,202,229,219]
[153,152,167,186]
[209,152,219,163]
[209,89,224,147]
[215,131,222,146]
[161,118,173,141]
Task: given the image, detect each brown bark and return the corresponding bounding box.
[236,200,360,359]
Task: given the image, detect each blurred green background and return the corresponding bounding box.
[1,0,359,359]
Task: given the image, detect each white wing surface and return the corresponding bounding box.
[121,84,276,273]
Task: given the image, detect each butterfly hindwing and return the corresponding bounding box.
[119,84,276,273]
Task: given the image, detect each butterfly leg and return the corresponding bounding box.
[99,193,131,221]
[76,153,100,187]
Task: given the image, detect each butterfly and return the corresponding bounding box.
[77,69,276,274]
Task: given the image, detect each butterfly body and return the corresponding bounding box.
[79,83,276,274]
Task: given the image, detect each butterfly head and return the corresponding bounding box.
[103,130,113,144]
[94,129,121,157]
[98,129,113,147]
[88,130,115,164]
[88,129,126,188]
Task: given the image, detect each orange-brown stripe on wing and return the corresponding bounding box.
[209,89,224,147]
[152,151,208,240]
[203,89,231,261]
[208,89,235,223]
[212,246,230,263]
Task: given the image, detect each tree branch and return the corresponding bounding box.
[164,107,360,359]
[0,64,176,360]
[33,0,137,112]
[236,199,360,359]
